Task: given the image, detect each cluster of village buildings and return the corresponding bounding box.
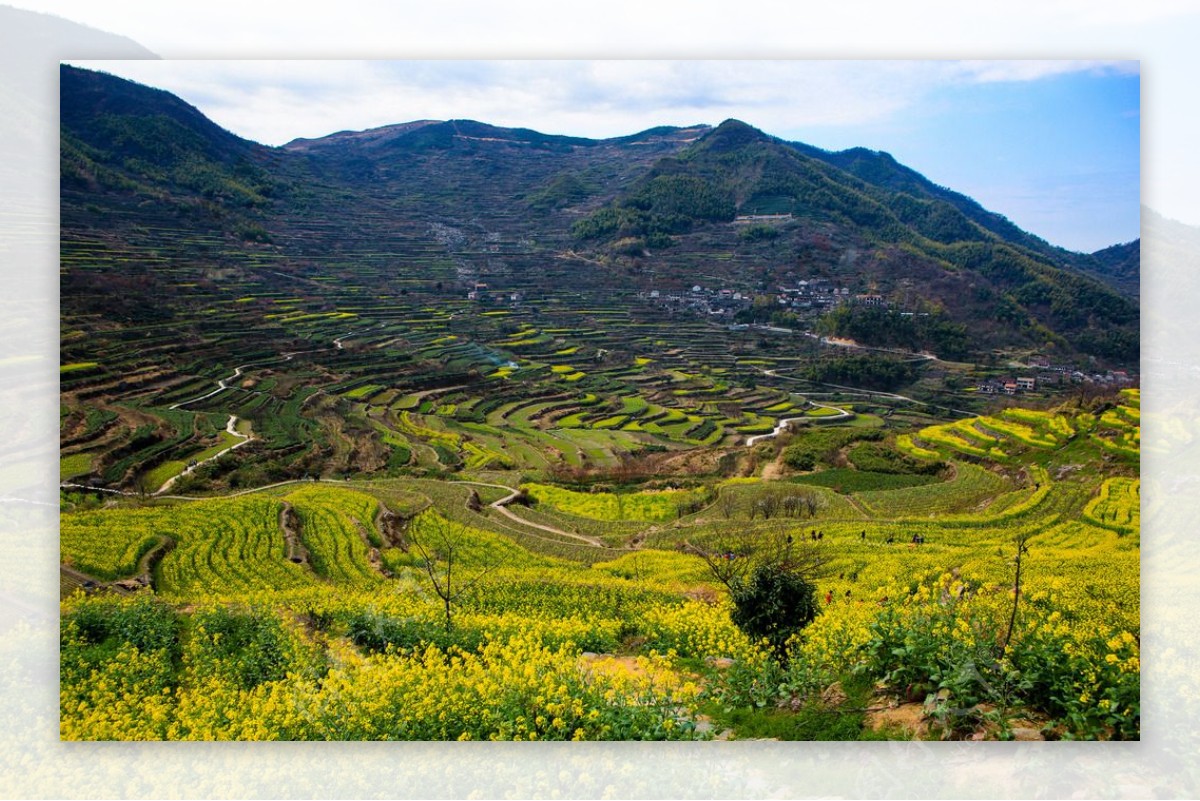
[635,278,887,319]
[977,359,1135,395]
[466,282,523,303]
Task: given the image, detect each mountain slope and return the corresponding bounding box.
[61,64,285,209]
[790,142,1055,253]
[59,67,1138,367]
[1082,239,1140,298]
[794,140,1141,300]
[570,119,1138,362]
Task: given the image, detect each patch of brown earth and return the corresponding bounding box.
[760,458,785,481]
[864,701,931,740]
[578,653,650,680]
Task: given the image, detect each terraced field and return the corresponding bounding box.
[62,395,1139,741]
[64,201,937,495]
[57,66,1141,743]
[59,175,1139,743]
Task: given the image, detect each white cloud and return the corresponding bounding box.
[64,58,1131,146]
[950,59,1138,83]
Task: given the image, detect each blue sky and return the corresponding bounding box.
[783,68,1141,252]
[67,59,1140,253]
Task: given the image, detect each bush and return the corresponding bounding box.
[64,593,178,654]
[347,612,486,654]
[189,607,302,690]
[738,224,780,242]
[730,565,818,662]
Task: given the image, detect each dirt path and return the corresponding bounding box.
[169,324,382,410]
[455,480,606,547]
[60,563,114,591]
[169,366,248,410]
[744,399,852,447]
[154,415,254,495]
[62,475,348,502]
[756,367,975,419]
[760,459,784,481]
[841,493,873,518]
[402,384,470,403]
[60,542,171,595]
[64,473,609,551]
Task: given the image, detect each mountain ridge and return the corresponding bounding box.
[59,64,1138,366]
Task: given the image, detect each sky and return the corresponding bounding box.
[65,58,1140,253]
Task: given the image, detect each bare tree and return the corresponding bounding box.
[778,490,821,519]
[999,528,1035,654]
[408,512,500,632]
[755,493,780,520]
[717,488,738,519]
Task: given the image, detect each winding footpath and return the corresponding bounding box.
[63,326,383,501]
[744,401,852,446]
[454,480,606,547]
[756,366,976,420]
[168,366,247,411]
[62,474,611,549]
[153,415,254,495]
[168,323,381,411]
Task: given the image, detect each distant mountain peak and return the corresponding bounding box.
[284,118,600,154]
[610,124,712,146]
[283,120,443,152]
[695,118,777,152]
[60,64,1139,367]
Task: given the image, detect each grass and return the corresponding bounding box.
[143,429,245,490]
[700,673,878,740]
[789,469,940,493]
[343,384,384,400]
[60,452,94,481]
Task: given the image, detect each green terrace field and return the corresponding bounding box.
[61,396,1139,741]
[58,203,1140,741]
[55,68,1144,746]
[64,201,979,498]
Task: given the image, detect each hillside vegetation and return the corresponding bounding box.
[62,392,1139,740]
[59,65,1139,741]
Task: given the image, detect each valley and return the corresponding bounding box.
[58,64,1139,741]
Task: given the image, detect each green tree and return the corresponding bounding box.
[730,564,818,661]
[689,527,827,663]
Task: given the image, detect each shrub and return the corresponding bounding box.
[730,565,818,662]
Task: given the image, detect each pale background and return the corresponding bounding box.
[1,1,1193,797]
